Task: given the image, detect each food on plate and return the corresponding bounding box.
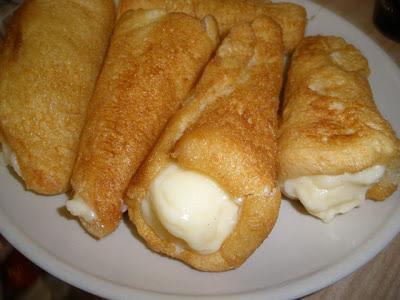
[67,9,219,238]
[119,0,306,54]
[0,0,115,194]
[279,36,400,222]
[126,16,283,271]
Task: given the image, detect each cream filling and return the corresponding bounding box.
[283,165,385,222]
[0,143,22,177]
[146,163,239,254]
[66,196,96,223]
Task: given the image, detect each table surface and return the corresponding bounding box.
[304,0,400,299]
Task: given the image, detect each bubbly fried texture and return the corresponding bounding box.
[0,0,115,194]
[71,9,219,238]
[119,0,306,54]
[127,17,283,271]
[279,36,400,200]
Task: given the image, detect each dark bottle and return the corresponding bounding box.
[373,0,400,42]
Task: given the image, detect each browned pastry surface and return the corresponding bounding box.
[279,36,400,200]
[127,16,283,271]
[119,0,306,54]
[71,9,219,238]
[0,0,115,194]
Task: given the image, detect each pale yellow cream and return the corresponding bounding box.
[283,165,385,222]
[147,164,239,254]
[0,143,22,177]
[66,196,96,223]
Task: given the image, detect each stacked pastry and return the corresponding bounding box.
[64,0,305,239]
[0,0,115,194]
[119,0,306,54]
[279,36,400,222]
[66,9,219,238]
[126,16,283,271]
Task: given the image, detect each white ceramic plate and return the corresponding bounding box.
[1,1,399,299]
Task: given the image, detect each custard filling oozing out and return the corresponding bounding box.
[283,165,386,222]
[143,163,239,254]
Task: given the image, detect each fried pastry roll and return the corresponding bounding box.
[279,36,400,222]
[0,0,115,194]
[67,10,219,238]
[126,17,283,271]
[119,0,306,54]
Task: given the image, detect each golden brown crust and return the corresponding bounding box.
[127,17,283,271]
[0,0,115,194]
[367,155,400,200]
[279,36,400,198]
[119,0,273,17]
[119,0,306,54]
[71,9,219,238]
